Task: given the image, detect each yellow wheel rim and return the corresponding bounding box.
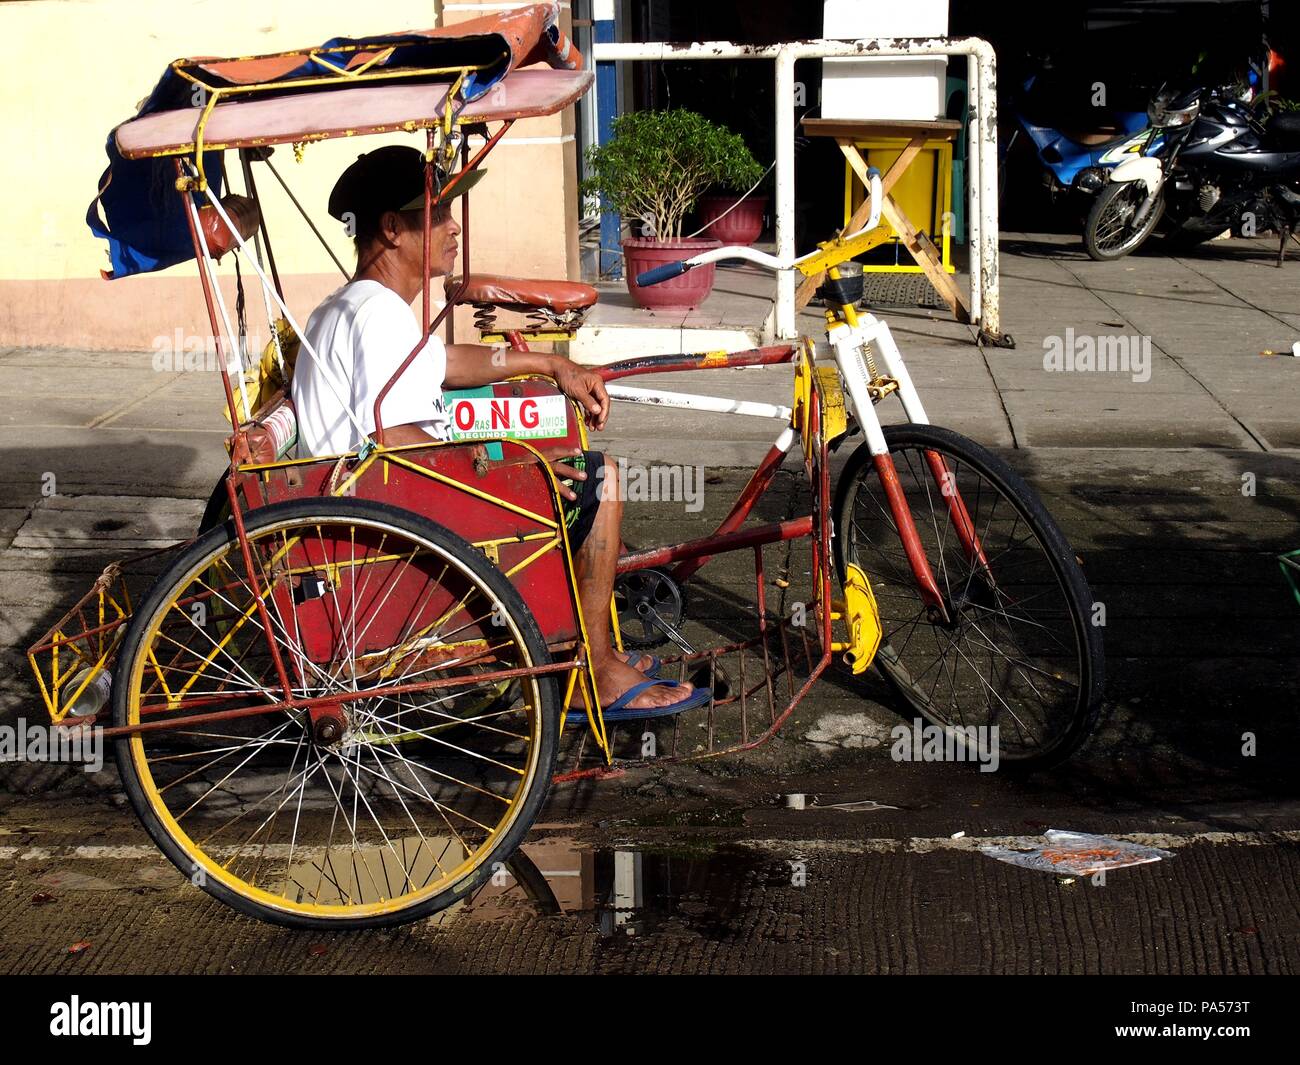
[123,511,549,921]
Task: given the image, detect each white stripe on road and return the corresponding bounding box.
[737,830,1300,854]
[3,830,1298,863]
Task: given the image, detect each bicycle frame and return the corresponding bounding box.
[598,342,842,757]
[614,172,993,629]
[593,303,985,628]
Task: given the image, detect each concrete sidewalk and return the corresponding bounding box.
[2,232,1293,496]
[989,232,1298,451]
[586,230,1300,462]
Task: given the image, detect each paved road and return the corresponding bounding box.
[3,449,1296,974]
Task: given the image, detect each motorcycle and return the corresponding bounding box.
[1083,86,1300,262]
[1006,70,1155,205]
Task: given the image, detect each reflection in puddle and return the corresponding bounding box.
[466,839,773,940]
[600,850,642,937]
[264,834,774,937]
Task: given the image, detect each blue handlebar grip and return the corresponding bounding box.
[636,261,687,287]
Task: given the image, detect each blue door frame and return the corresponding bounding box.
[595,13,622,278]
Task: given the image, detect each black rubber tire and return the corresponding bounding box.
[114,497,560,930]
[197,472,230,535]
[503,849,561,915]
[1084,180,1165,261]
[832,424,1105,770]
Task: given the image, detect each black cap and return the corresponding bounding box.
[327,145,487,224]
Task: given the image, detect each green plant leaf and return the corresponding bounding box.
[580,110,764,240]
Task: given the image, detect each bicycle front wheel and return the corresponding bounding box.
[833,424,1104,768]
[114,498,560,929]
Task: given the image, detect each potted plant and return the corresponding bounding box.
[581,109,765,310]
[696,187,768,248]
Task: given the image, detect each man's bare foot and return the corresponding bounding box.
[591,656,692,710]
[615,650,657,673]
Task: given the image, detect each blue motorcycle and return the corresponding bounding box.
[1006,72,1157,201]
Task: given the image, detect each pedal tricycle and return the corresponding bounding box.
[30,5,1103,929]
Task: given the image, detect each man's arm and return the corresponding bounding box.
[443,343,610,430]
[380,423,444,448]
[442,343,552,388]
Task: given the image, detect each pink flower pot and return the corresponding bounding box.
[623,237,722,311]
[697,195,768,246]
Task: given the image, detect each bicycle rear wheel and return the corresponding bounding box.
[833,424,1104,768]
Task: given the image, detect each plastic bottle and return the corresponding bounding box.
[60,668,112,718]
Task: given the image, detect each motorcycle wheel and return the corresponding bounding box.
[1084,181,1166,261]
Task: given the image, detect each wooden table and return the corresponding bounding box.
[800,117,968,323]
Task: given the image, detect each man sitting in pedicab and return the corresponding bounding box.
[292,146,708,723]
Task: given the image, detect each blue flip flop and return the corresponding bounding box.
[617,650,661,676]
[565,679,711,726]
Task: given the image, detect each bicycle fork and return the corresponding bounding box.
[830,311,991,626]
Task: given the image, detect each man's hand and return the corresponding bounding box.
[549,358,609,431]
[538,445,588,502]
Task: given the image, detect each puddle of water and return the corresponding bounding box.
[460,838,778,940]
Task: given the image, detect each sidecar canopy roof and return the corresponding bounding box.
[88,3,588,279]
[112,4,589,158]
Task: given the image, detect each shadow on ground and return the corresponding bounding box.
[5,445,1298,830]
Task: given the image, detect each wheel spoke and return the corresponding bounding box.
[120,504,557,923]
[838,432,1095,763]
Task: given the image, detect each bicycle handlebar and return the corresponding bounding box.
[635,261,688,287]
[634,169,883,288]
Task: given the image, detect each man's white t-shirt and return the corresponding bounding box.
[293,279,453,457]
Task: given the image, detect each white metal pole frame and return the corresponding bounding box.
[774,48,798,342]
[591,37,1010,348]
[965,52,982,326]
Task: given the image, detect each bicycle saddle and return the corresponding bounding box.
[448,274,599,314]
[198,193,261,260]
